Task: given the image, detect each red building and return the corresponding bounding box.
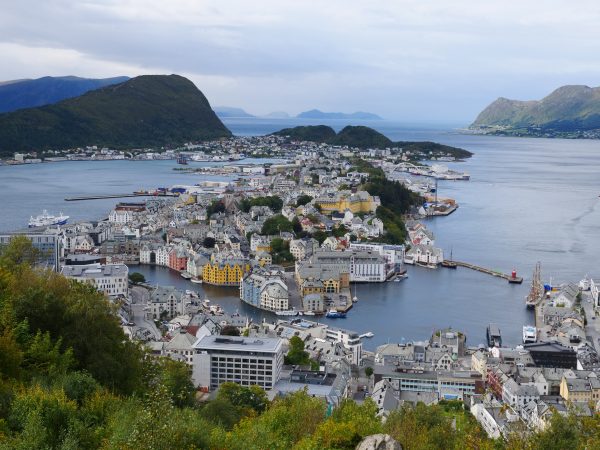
[169,248,188,271]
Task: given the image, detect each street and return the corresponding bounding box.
[128,285,162,341]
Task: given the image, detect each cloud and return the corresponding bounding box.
[2,0,600,121]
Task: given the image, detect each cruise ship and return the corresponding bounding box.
[28,210,69,227]
[523,326,537,344]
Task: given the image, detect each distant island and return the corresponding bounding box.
[0,76,129,113]
[296,109,382,120]
[273,125,472,159]
[213,106,255,118]
[470,85,600,138]
[0,75,231,155]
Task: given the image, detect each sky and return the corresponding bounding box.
[2,0,600,122]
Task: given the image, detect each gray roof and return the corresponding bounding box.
[194,335,283,353]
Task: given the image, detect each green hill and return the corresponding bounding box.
[273,125,472,158]
[0,74,231,155]
[471,85,600,135]
[273,125,337,142]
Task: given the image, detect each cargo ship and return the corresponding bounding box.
[28,210,69,227]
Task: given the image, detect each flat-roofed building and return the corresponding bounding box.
[61,263,128,298]
[0,233,60,270]
[192,335,284,390]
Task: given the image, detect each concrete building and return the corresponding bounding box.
[61,263,128,298]
[0,233,60,270]
[192,335,284,390]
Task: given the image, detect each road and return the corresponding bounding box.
[581,292,600,353]
[128,285,162,341]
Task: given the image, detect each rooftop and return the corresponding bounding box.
[194,335,283,353]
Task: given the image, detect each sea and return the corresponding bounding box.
[2,117,600,350]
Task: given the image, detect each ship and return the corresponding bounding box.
[523,325,537,344]
[325,309,347,319]
[28,210,69,227]
[525,262,543,308]
[441,248,457,269]
[176,155,188,165]
[486,323,502,347]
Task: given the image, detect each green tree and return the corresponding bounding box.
[364,366,373,377]
[296,194,313,207]
[128,272,145,284]
[220,325,240,336]
[261,215,293,235]
[284,336,311,366]
[217,382,269,413]
[159,358,195,408]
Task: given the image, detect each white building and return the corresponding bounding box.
[149,286,185,319]
[192,335,284,390]
[260,279,289,311]
[404,244,443,266]
[61,263,129,298]
[108,209,134,224]
[311,250,387,283]
[324,327,362,365]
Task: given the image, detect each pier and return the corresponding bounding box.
[65,193,176,201]
[451,261,523,284]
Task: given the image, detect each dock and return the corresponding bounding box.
[452,261,523,284]
[65,193,176,201]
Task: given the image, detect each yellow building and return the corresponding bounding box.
[315,190,378,214]
[202,260,251,286]
[559,376,600,403]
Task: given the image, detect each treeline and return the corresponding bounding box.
[1,238,599,449]
[353,158,422,245]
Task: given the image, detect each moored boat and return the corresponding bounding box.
[325,309,346,319]
[523,325,537,344]
[28,210,69,227]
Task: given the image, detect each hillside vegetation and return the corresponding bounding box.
[274,125,473,158]
[0,75,231,155]
[471,85,600,134]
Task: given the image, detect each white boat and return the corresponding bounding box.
[191,277,203,284]
[209,304,224,315]
[28,210,69,227]
[579,276,590,291]
[360,331,374,338]
[523,325,537,344]
[275,310,298,316]
[180,271,192,279]
[303,311,316,316]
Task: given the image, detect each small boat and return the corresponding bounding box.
[191,277,203,284]
[325,309,346,319]
[275,310,298,316]
[394,273,408,282]
[523,325,537,344]
[209,304,224,315]
[202,298,211,308]
[442,248,457,269]
[361,331,374,338]
[180,272,192,279]
[177,155,188,165]
[303,311,316,316]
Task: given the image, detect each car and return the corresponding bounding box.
[127,321,135,326]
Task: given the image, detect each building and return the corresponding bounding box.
[310,250,387,282]
[168,248,188,271]
[259,279,289,311]
[523,342,577,369]
[0,233,60,270]
[202,260,251,286]
[61,263,129,298]
[149,286,184,319]
[315,190,379,214]
[192,335,284,390]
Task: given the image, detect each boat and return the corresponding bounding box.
[180,271,192,279]
[191,277,203,284]
[275,310,298,316]
[202,298,211,308]
[209,304,224,315]
[28,210,69,227]
[486,323,502,347]
[303,311,316,316]
[579,276,590,291]
[394,274,408,282]
[523,325,537,344]
[525,262,543,308]
[360,331,374,338]
[325,309,346,319]
[441,248,457,269]
[176,155,188,165]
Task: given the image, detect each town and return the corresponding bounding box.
[2,133,599,443]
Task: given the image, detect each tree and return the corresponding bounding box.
[292,216,303,234]
[296,194,313,207]
[284,336,311,366]
[217,382,269,414]
[261,215,293,235]
[203,236,216,248]
[207,200,226,217]
[220,325,240,336]
[128,272,145,284]
[365,366,373,377]
[159,358,196,408]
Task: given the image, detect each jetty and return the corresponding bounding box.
[452,261,523,284]
[65,193,176,201]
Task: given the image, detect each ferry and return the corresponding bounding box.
[325,309,346,319]
[523,325,537,344]
[486,323,502,347]
[275,310,299,316]
[28,210,69,227]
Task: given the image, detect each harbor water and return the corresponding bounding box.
[2,119,600,349]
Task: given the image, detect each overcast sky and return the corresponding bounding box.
[2,0,600,122]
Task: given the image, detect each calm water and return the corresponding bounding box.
[2,118,600,349]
